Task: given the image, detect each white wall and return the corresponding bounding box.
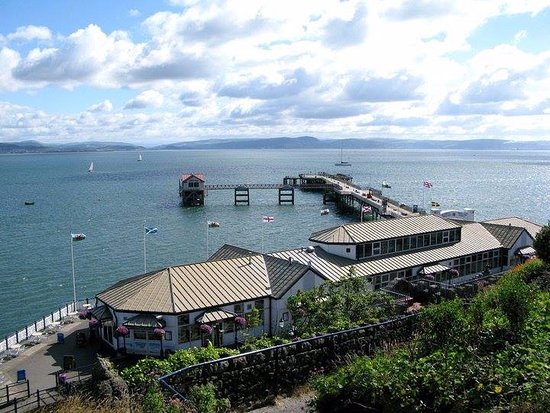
[313,243,356,260]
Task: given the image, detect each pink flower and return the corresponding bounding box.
[153,328,166,337]
[235,316,247,327]
[199,324,213,334]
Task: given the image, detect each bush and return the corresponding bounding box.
[187,383,230,413]
[142,384,166,413]
[533,223,550,264]
[418,298,468,352]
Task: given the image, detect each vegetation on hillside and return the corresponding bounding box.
[311,259,550,412]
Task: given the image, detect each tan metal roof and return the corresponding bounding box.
[123,313,166,328]
[484,216,542,239]
[97,255,272,314]
[195,309,236,324]
[419,264,450,275]
[274,222,503,279]
[309,215,460,244]
[480,223,526,248]
[209,244,318,298]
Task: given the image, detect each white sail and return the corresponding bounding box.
[138,154,142,161]
[88,162,94,173]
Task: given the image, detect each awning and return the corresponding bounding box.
[90,305,113,321]
[419,264,450,275]
[517,246,536,257]
[123,314,166,328]
[195,309,236,324]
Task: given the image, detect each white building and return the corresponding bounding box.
[93,215,541,356]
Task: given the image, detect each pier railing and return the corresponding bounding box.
[0,298,96,353]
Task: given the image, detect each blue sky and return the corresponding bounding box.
[1,0,550,145]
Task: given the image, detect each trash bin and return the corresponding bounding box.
[57,332,65,344]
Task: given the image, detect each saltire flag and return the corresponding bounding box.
[145,227,158,234]
[362,205,372,213]
[262,216,274,223]
[423,181,433,188]
[431,201,440,208]
[71,233,86,241]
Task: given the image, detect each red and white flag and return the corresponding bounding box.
[423,181,433,188]
[262,216,274,223]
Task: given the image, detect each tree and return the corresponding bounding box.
[533,222,550,264]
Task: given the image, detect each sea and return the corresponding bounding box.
[1,149,549,338]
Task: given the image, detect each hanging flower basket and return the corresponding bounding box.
[78,310,88,320]
[153,328,166,338]
[88,318,100,328]
[234,316,246,327]
[114,325,129,338]
[449,269,459,277]
[199,324,213,334]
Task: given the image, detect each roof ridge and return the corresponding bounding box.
[167,267,176,313]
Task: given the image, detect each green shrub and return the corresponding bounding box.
[418,298,468,352]
[187,383,230,413]
[142,384,166,413]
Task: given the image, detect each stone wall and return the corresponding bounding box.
[161,315,418,408]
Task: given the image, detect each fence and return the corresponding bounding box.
[0,387,59,413]
[1,298,97,353]
[160,314,418,408]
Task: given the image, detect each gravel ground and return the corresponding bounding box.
[248,390,315,413]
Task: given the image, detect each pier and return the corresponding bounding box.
[179,172,421,220]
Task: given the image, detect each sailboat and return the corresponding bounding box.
[88,162,94,173]
[138,154,142,161]
[382,181,391,188]
[335,146,351,166]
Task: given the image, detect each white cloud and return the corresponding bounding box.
[87,100,113,113]
[513,30,527,45]
[6,26,52,42]
[124,90,164,109]
[2,0,550,143]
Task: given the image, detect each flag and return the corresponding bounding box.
[423,181,433,188]
[431,201,440,208]
[362,205,372,213]
[71,233,86,241]
[145,227,158,234]
[262,216,274,223]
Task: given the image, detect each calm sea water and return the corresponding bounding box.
[1,149,549,337]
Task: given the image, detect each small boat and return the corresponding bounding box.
[88,162,94,173]
[207,221,220,228]
[335,146,351,166]
[320,208,330,215]
[138,154,142,161]
[382,181,391,188]
[24,201,34,205]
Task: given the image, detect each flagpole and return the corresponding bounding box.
[206,220,209,260]
[70,234,77,305]
[143,220,147,273]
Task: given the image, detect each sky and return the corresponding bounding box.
[1,0,550,146]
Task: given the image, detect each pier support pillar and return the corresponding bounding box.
[279,186,294,205]
[235,186,250,205]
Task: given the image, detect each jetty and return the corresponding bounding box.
[179,172,420,220]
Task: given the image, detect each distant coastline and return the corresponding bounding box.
[1,136,550,154]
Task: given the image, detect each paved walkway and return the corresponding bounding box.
[0,319,99,392]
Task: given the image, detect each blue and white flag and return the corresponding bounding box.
[145,227,158,234]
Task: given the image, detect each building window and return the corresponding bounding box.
[443,231,450,243]
[372,242,381,256]
[346,247,351,253]
[134,329,147,340]
[254,300,265,325]
[234,303,243,315]
[387,239,395,253]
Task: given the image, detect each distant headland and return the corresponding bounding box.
[1,136,550,153]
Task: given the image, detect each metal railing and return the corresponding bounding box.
[0,298,97,353]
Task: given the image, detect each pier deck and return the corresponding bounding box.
[181,171,420,219]
[300,173,419,218]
